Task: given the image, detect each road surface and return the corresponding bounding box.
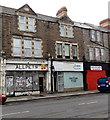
[1,93,109,118]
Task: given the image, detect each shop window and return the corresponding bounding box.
[57,43,62,58]
[91,30,96,41]
[72,45,77,59]
[19,16,35,32]
[13,38,21,56]
[34,40,42,57]
[24,40,31,57]
[59,24,73,38]
[64,44,70,58]
[89,47,95,60]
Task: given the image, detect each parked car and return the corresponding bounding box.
[0,94,7,104]
[97,77,110,92]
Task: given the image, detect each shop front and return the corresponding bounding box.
[5,59,48,96]
[53,61,84,92]
[83,62,110,90]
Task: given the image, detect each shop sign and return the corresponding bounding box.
[41,64,47,69]
[16,64,38,69]
[90,66,102,70]
[53,61,83,71]
[69,76,78,82]
[6,64,48,71]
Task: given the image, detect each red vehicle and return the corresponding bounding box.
[0,94,7,104]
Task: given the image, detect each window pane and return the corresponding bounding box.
[28,18,35,32]
[19,16,25,23]
[34,40,40,48]
[57,43,62,56]
[24,40,31,48]
[60,24,65,36]
[34,49,41,56]
[101,49,105,61]
[13,38,21,47]
[28,25,34,32]
[67,26,73,37]
[13,38,21,56]
[95,48,100,61]
[24,40,31,57]
[72,45,77,57]
[19,16,26,31]
[19,24,26,31]
[34,40,41,57]
[91,30,95,41]
[89,47,94,60]
[28,18,35,25]
[97,31,101,42]
[64,44,70,57]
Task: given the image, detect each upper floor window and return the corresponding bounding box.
[24,40,31,57]
[28,17,35,32]
[19,16,35,32]
[13,37,42,58]
[91,30,95,41]
[56,42,78,59]
[96,31,101,42]
[60,24,73,38]
[34,40,42,57]
[72,45,77,59]
[57,43,62,58]
[13,38,21,56]
[100,48,105,61]
[95,48,100,61]
[89,47,95,60]
[89,47,106,61]
[64,44,70,58]
[19,16,26,31]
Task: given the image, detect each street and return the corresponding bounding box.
[1,93,109,118]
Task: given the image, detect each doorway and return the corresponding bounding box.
[39,77,44,93]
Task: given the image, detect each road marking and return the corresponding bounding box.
[78,101,98,105]
[86,101,98,104]
[78,103,86,105]
[2,111,30,116]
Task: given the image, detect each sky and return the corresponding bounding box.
[0,0,110,26]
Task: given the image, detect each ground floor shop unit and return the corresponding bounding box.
[4,59,48,96]
[53,61,84,92]
[83,62,110,91]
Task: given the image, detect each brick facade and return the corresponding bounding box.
[0,4,110,95]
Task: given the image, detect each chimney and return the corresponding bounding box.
[56,6,67,18]
[99,18,110,29]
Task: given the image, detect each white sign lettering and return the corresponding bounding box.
[90,66,102,70]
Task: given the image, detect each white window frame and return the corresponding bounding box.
[19,16,35,32]
[57,43,63,58]
[19,16,26,31]
[28,17,35,32]
[96,31,101,42]
[100,48,105,61]
[64,44,70,58]
[13,38,21,56]
[89,47,95,60]
[91,30,96,41]
[34,40,42,57]
[72,45,77,59]
[95,48,101,61]
[60,23,73,38]
[24,40,32,57]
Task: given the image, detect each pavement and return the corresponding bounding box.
[6,90,99,103]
